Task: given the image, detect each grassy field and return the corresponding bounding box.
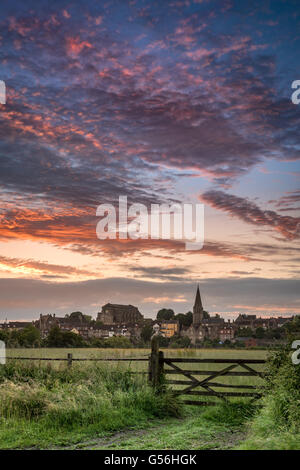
[6,346,269,360]
[3,347,294,450]
[6,347,269,402]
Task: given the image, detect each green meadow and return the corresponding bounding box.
[0,347,299,450]
[6,347,267,399]
[6,347,268,396]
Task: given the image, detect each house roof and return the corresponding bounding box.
[103,303,138,309]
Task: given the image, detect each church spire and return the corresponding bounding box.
[193,284,203,326]
[194,285,202,309]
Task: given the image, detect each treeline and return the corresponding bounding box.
[0,324,41,348]
[155,308,209,326]
[0,325,136,349]
[235,316,300,340]
[0,323,192,349]
[1,311,298,349]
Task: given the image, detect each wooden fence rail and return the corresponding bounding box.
[5,354,148,370]
[6,356,147,362]
[164,369,262,376]
[148,333,266,406]
[163,358,266,364]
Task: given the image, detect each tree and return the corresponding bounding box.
[284,316,300,338]
[18,325,41,347]
[175,311,193,327]
[45,325,85,347]
[104,336,132,348]
[203,310,210,319]
[265,328,284,340]
[61,331,85,347]
[254,327,265,339]
[45,325,63,347]
[90,337,105,348]
[141,324,153,343]
[83,315,93,323]
[0,329,9,342]
[156,309,175,321]
[0,325,41,348]
[169,334,191,348]
[158,335,169,347]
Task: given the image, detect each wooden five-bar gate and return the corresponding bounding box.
[148,335,266,406]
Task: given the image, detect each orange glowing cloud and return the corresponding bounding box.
[66,37,93,56]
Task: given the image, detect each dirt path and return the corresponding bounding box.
[57,417,247,450]
[61,427,160,450]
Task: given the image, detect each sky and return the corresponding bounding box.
[0,0,299,321]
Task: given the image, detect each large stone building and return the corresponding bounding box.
[97,303,143,325]
[183,286,235,344]
[35,305,144,340]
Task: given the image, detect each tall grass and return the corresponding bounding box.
[4,348,268,405]
[239,346,300,449]
[0,360,181,448]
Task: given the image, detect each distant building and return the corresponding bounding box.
[1,293,296,345]
[234,314,292,331]
[276,316,294,327]
[36,307,144,340]
[97,303,143,325]
[160,320,179,338]
[0,321,32,330]
[219,323,235,342]
[87,322,142,340]
[235,314,257,328]
[183,286,235,344]
[37,314,92,339]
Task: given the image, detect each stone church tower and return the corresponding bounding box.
[193,285,203,326]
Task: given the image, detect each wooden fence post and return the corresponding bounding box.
[149,327,164,388]
[67,353,73,368]
[158,350,164,385]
